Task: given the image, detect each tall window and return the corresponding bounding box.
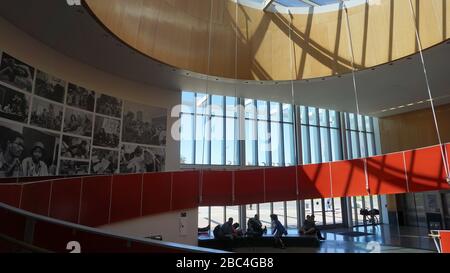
[344,113,377,159]
[244,99,295,167]
[180,91,240,166]
[300,106,342,164]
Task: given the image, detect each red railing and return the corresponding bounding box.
[0,144,450,226]
[0,143,449,252]
[0,202,226,253]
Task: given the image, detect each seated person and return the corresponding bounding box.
[221,217,236,240]
[232,223,244,238]
[300,215,325,240]
[213,224,223,239]
[246,214,267,237]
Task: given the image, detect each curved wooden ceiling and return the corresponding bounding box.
[84,0,450,81]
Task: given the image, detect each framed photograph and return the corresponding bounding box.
[0,84,30,123]
[59,159,89,176]
[0,120,59,178]
[63,107,93,137]
[120,144,165,174]
[66,83,95,112]
[0,52,35,93]
[93,116,121,149]
[30,97,63,131]
[122,100,167,146]
[91,148,118,174]
[34,70,66,103]
[61,135,91,160]
[95,93,122,118]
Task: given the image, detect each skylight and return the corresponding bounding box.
[236,0,363,13]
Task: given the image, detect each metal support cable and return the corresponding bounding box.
[407,0,450,181]
[288,10,300,196]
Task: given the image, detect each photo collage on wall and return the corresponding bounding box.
[0,51,167,178]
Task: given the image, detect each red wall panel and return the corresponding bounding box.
[32,221,77,252]
[142,172,171,215]
[330,159,368,197]
[405,145,450,192]
[172,171,199,211]
[234,169,264,205]
[49,178,82,223]
[20,181,51,216]
[298,163,332,200]
[79,176,112,227]
[201,170,233,206]
[0,207,26,240]
[110,174,142,223]
[0,184,22,207]
[265,167,297,202]
[441,231,450,253]
[367,152,408,195]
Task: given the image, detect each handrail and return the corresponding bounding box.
[0,202,228,254]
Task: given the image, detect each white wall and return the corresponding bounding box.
[98,208,199,246]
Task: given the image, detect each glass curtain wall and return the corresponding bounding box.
[183,91,381,232]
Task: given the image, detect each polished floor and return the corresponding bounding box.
[203,224,438,253]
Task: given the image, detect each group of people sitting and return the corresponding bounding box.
[212,213,325,249]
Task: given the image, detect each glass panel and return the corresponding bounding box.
[245,119,257,166]
[304,200,313,218]
[225,96,238,117]
[348,113,356,130]
[258,120,270,166]
[330,128,342,161]
[270,102,281,122]
[195,115,210,165]
[324,198,334,224]
[309,126,320,163]
[211,95,224,116]
[350,131,359,159]
[320,127,330,162]
[308,107,318,125]
[312,198,324,226]
[282,104,293,123]
[286,201,297,230]
[359,131,367,158]
[300,106,307,124]
[271,122,282,166]
[367,133,376,156]
[180,113,194,164]
[257,100,268,120]
[198,207,209,228]
[259,203,272,230]
[225,206,239,224]
[301,125,310,164]
[329,110,339,128]
[245,99,256,119]
[319,109,327,127]
[225,117,239,165]
[181,91,195,114]
[210,206,225,226]
[211,116,224,165]
[196,93,209,115]
[334,198,343,224]
[283,123,295,166]
[357,114,364,131]
[365,116,373,132]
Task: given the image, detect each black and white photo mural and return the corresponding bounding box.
[0,51,167,178]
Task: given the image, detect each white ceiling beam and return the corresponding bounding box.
[263,0,276,11]
[299,0,320,7]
